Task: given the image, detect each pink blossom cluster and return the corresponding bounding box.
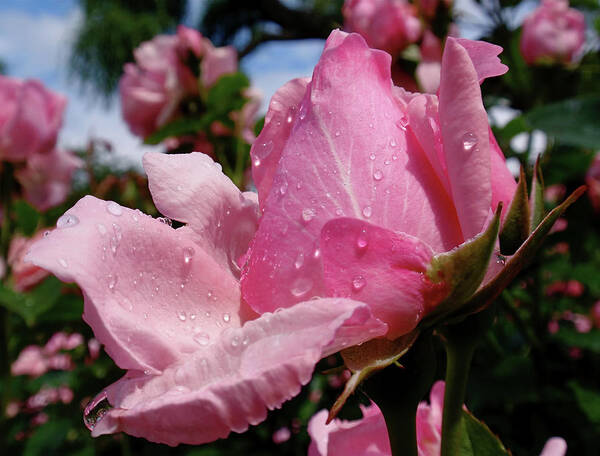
[0,76,82,211]
[7,231,50,292]
[120,25,259,149]
[308,381,567,456]
[520,0,586,65]
[586,153,600,212]
[11,332,85,378]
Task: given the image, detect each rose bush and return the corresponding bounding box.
[520,0,586,65]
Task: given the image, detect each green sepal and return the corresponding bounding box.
[452,186,586,321]
[529,158,545,231]
[421,206,502,328]
[457,409,510,456]
[499,167,530,255]
[327,331,418,422]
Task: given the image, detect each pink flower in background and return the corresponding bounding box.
[8,232,50,292]
[272,426,292,444]
[592,301,600,328]
[11,332,84,377]
[15,147,83,211]
[586,153,600,212]
[242,31,516,340]
[416,30,443,93]
[119,25,237,139]
[0,76,66,162]
[11,346,49,378]
[545,280,584,297]
[308,381,567,456]
[26,152,386,445]
[343,0,422,56]
[520,0,586,65]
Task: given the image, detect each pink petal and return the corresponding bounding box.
[489,131,517,217]
[320,218,444,339]
[454,38,509,84]
[26,196,242,374]
[201,44,238,88]
[243,31,464,315]
[416,380,445,456]
[308,404,390,456]
[539,437,567,456]
[87,298,386,446]
[439,37,492,240]
[251,77,310,203]
[143,152,260,277]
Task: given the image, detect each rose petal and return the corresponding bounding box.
[320,218,444,338]
[539,437,567,456]
[26,196,242,374]
[454,38,508,84]
[251,77,310,202]
[439,38,492,240]
[88,298,386,446]
[143,152,260,277]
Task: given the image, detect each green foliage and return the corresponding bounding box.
[69,0,186,96]
[0,277,65,327]
[13,200,41,237]
[458,410,510,456]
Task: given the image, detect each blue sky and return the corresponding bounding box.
[0,0,325,169]
[0,1,538,169]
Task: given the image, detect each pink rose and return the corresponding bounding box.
[343,0,422,56]
[7,232,50,292]
[26,152,386,445]
[15,147,83,211]
[308,381,567,456]
[416,30,443,93]
[11,346,49,378]
[119,25,237,139]
[0,76,66,162]
[520,0,586,65]
[242,31,516,340]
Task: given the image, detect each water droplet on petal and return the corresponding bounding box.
[335,208,344,216]
[389,138,397,147]
[112,223,122,241]
[279,180,288,195]
[183,247,194,264]
[294,252,304,269]
[58,258,68,268]
[397,115,409,131]
[362,206,372,218]
[107,274,117,291]
[302,208,315,222]
[335,131,341,137]
[369,153,376,161]
[177,311,187,321]
[313,248,321,259]
[373,169,383,181]
[106,201,122,216]
[290,277,313,298]
[223,313,231,323]
[352,275,367,291]
[357,229,368,250]
[97,224,107,235]
[158,217,172,227]
[462,132,478,151]
[84,392,112,431]
[254,158,261,167]
[193,332,210,346]
[43,230,50,237]
[56,214,79,228]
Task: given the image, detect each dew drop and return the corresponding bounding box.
[183,247,194,265]
[302,208,316,222]
[158,217,172,227]
[43,230,50,237]
[313,248,321,259]
[56,214,79,228]
[352,275,367,291]
[290,277,313,297]
[357,229,368,250]
[294,252,305,269]
[106,201,122,216]
[83,392,112,431]
[177,311,187,321]
[369,153,376,161]
[496,253,506,265]
[279,180,288,195]
[254,158,261,167]
[389,137,397,147]
[257,140,273,160]
[397,115,409,131]
[223,313,231,323]
[462,133,478,151]
[107,274,117,291]
[112,223,122,241]
[373,169,383,181]
[362,206,373,218]
[58,258,68,268]
[193,332,210,346]
[334,131,341,137]
[335,208,344,216]
[97,224,107,235]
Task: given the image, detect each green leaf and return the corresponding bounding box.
[526,96,600,149]
[459,186,586,317]
[23,419,71,456]
[458,409,510,456]
[554,328,600,353]
[14,200,41,236]
[206,72,249,111]
[423,206,501,326]
[0,276,63,326]
[529,158,545,231]
[568,381,600,424]
[144,116,209,145]
[500,168,530,255]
